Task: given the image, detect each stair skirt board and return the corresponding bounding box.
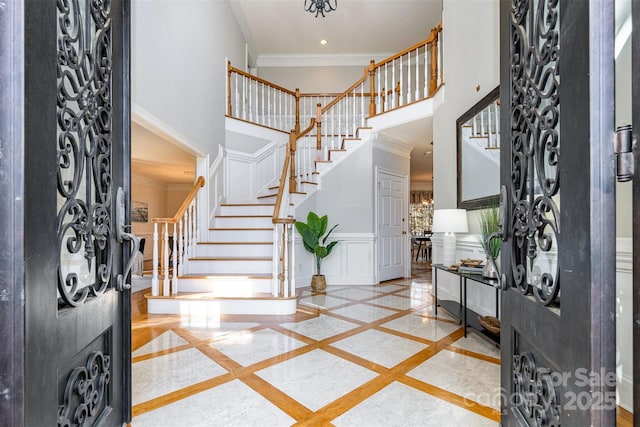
[177,274,273,294]
[146,293,298,315]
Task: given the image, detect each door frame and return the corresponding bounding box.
[375,166,410,282]
[0,0,26,424]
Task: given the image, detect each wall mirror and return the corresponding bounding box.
[456,86,500,210]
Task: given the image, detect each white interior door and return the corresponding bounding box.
[377,170,407,282]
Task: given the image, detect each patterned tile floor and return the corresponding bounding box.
[130,263,501,426]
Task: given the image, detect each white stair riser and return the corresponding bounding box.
[214,216,272,228]
[343,140,359,150]
[196,243,272,257]
[358,129,372,139]
[329,151,347,162]
[219,205,274,216]
[147,297,297,315]
[188,259,272,274]
[315,162,332,173]
[298,182,318,193]
[208,229,273,242]
[178,277,273,294]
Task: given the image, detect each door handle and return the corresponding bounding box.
[115,187,140,292]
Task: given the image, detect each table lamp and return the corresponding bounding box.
[432,209,468,267]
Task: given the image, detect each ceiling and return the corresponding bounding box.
[131,122,195,185]
[132,1,441,186]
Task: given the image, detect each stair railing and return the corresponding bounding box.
[469,99,501,149]
[227,61,301,133]
[151,176,205,297]
[369,23,443,117]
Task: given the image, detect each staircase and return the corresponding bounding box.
[145,126,372,316]
[146,202,297,315]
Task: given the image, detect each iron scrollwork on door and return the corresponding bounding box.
[57,0,113,307]
[57,351,111,427]
[510,0,560,306]
[512,351,562,426]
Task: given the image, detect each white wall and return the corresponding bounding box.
[132,0,246,159]
[432,0,500,209]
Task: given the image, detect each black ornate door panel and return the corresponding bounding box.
[500,0,616,425]
[20,1,131,426]
[633,0,640,419]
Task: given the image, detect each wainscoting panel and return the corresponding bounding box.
[295,233,376,287]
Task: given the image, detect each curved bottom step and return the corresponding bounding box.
[145,292,298,315]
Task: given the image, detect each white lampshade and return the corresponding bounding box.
[431,209,469,233]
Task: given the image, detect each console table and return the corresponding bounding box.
[432,263,500,345]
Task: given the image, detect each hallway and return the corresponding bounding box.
[130,261,502,426]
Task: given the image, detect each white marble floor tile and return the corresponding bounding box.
[380,313,461,341]
[371,294,426,311]
[281,314,359,341]
[132,330,189,357]
[374,284,408,293]
[327,287,379,301]
[299,294,351,309]
[331,329,428,368]
[256,349,378,411]
[132,348,227,405]
[450,331,501,359]
[407,349,502,410]
[210,328,306,366]
[332,381,497,427]
[132,379,295,427]
[415,304,458,322]
[330,303,398,323]
[186,322,260,341]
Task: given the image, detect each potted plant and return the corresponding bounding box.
[295,211,339,292]
[479,205,500,279]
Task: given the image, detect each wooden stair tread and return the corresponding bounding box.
[145,292,297,301]
[300,181,317,185]
[198,241,272,245]
[179,273,272,279]
[220,203,274,206]
[190,256,272,261]
[215,215,272,218]
[208,227,273,230]
[257,194,277,199]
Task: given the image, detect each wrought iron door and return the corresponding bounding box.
[499,0,616,425]
[633,0,640,420]
[1,1,132,425]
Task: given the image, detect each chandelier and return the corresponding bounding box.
[304,0,337,18]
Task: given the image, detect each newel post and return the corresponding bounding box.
[295,88,301,134]
[288,133,297,193]
[429,27,439,95]
[315,103,322,150]
[368,59,376,117]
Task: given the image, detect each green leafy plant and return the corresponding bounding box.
[295,211,339,276]
[479,205,500,259]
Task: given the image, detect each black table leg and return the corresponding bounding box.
[434,267,438,315]
[463,277,467,337]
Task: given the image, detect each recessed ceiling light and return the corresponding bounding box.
[320,39,328,45]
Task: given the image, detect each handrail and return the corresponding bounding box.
[152,176,205,224]
[320,72,369,114]
[228,62,296,97]
[373,24,441,68]
[150,176,206,297]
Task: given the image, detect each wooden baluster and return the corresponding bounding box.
[438,24,443,86]
[171,222,178,295]
[163,222,170,296]
[282,224,288,298]
[261,82,265,125]
[360,82,365,127]
[495,102,500,147]
[152,222,159,296]
[384,63,388,111]
[227,60,233,116]
[190,203,196,255]
[242,76,246,120]
[369,60,376,117]
[184,207,190,260]
[289,223,296,297]
[487,105,492,148]
[249,77,253,122]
